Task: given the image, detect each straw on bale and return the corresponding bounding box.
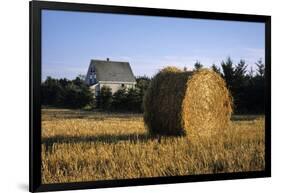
[143,66,232,137]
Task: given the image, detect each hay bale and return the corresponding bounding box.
[143,67,232,137]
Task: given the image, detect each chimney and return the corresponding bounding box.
[106,58,110,61]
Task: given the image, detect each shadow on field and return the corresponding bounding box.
[43,112,143,121]
[231,115,260,121]
[42,134,162,152]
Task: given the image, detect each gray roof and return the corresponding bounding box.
[90,59,136,82]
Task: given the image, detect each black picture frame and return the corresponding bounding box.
[30,0,271,192]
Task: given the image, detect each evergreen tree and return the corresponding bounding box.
[98,86,113,110]
[111,88,127,110]
[256,58,265,77]
[136,76,151,112]
[126,87,142,112]
[211,64,221,75]
[221,57,235,90]
[232,59,248,112]
[194,61,203,70]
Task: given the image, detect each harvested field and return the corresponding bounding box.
[41,108,265,184]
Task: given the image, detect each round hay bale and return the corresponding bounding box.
[143,67,232,137]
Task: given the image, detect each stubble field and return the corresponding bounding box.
[41,108,265,184]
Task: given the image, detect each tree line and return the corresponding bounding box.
[41,75,94,108]
[41,75,150,112]
[41,57,265,114]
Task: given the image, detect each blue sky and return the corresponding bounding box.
[42,10,265,80]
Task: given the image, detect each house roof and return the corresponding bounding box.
[90,59,136,83]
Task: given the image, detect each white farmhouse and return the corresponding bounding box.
[85,58,136,97]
